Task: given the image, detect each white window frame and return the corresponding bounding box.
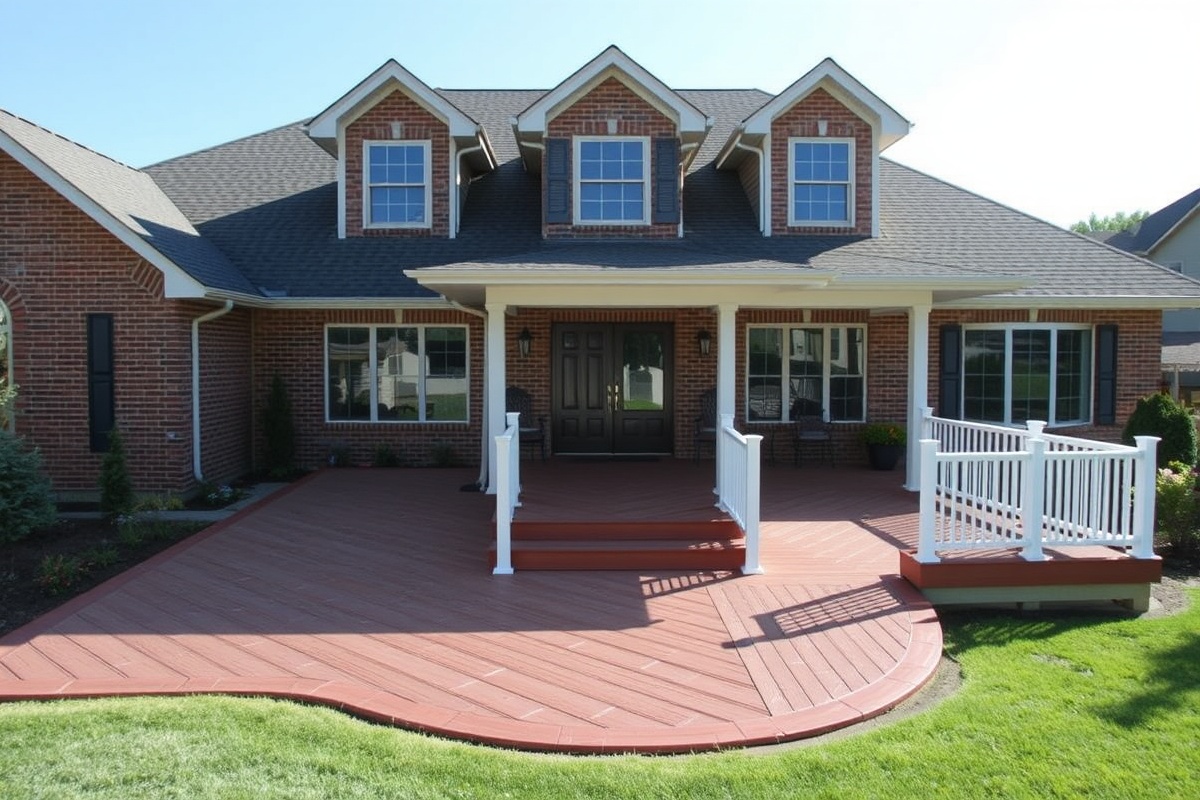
[362,140,433,230]
[324,324,469,424]
[573,136,651,226]
[745,323,867,424]
[787,137,855,228]
[0,298,11,431]
[960,323,1093,428]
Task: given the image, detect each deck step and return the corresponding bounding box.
[511,518,742,541]
[490,538,746,571]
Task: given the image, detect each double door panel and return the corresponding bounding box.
[553,324,673,454]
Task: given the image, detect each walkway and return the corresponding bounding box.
[0,465,940,754]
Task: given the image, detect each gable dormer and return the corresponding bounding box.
[716,58,910,238]
[307,60,495,239]
[513,46,711,239]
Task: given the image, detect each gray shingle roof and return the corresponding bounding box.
[1111,187,1200,255]
[136,89,1200,303]
[0,109,255,295]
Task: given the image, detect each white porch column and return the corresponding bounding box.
[905,303,931,491]
[484,302,507,495]
[715,304,738,496]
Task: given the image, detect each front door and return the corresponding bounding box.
[552,323,673,454]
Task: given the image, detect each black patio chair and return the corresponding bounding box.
[505,386,546,461]
[792,411,834,468]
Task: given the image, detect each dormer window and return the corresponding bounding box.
[365,141,431,228]
[789,139,853,227]
[575,137,649,225]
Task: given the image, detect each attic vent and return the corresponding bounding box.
[1166,261,1183,273]
[390,121,403,139]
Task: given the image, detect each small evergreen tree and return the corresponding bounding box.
[99,427,134,518]
[1122,393,1198,468]
[261,373,296,478]
[0,429,56,544]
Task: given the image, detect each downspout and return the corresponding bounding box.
[448,300,491,490]
[731,134,768,236]
[191,300,234,482]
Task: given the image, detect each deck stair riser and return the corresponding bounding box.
[493,518,745,570]
[511,519,742,541]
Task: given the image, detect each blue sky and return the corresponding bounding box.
[3,0,1197,227]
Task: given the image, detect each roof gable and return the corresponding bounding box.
[1133,186,1200,254]
[306,60,494,170]
[513,46,710,169]
[736,58,910,150]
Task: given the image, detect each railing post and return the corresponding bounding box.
[1021,421,1047,561]
[741,434,764,575]
[493,433,514,575]
[917,439,941,563]
[716,413,734,506]
[1132,435,1160,559]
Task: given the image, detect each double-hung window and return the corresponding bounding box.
[789,138,853,227]
[747,325,866,422]
[326,325,467,422]
[575,137,648,224]
[961,325,1092,426]
[364,141,431,228]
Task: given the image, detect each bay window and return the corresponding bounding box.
[962,326,1091,426]
[747,325,865,422]
[326,325,467,422]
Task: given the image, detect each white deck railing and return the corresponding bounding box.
[917,410,1158,563]
[716,413,764,575]
[493,411,521,575]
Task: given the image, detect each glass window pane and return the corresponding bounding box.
[964,330,1006,422]
[425,327,467,422]
[375,327,419,420]
[1011,330,1051,424]
[1055,330,1092,423]
[327,328,371,420]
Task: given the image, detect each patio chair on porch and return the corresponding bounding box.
[792,411,834,468]
[693,388,717,463]
[505,386,546,461]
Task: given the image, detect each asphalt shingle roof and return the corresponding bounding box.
[0,109,255,295]
[134,89,1200,303]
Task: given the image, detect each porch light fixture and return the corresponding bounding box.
[517,327,533,358]
[696,329,712,357]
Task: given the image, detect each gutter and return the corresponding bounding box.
[191,300,234,482]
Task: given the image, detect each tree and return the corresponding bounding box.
[99,427,134,518]
[1070,210,1149,234]
[261,373,296,478]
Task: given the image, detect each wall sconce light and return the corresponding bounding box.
[517,327,533,358]
[696,329,712,357]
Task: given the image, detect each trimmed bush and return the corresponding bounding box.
[0,429,56,544]
[99,428,134,518]
[261,374,296,479]
[1122,393,1198,468]
[1155,461,1200,558]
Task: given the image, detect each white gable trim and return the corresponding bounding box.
[515,45,709,136]
[741,58,910,150]
[308,60,480,140]
[0,128,206,299]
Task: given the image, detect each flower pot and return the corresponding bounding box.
[867,443,905,471]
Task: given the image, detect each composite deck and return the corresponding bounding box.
[0,463,942,753]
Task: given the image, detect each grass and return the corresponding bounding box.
[1,591,1197,799]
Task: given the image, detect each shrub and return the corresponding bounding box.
[859,422,906,446]
[0,429,56,544]
[99,427,134,518]
[1155,461,1200,558]
[37,554,86,596]
[1122,393,1197,468]
[133,493,185,512]
[0,379,16,429]
[195,481,244,508]
[327,446,353,467]
[261,374,296,479]
[372,443,402,467]
[430,442,458,467]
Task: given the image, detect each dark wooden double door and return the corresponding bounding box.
[552,324,673,455]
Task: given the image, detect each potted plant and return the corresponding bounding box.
[860,422,907,471]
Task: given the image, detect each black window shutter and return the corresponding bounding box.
[651,137,680,224]
[1095,324,1118,425]
[87,314,115,453]
[545,138,570,224]
[938,324,962,420]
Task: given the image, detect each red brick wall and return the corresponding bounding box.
[770,88,873,236]
[0,151,205,496]
[344,89,450,237]
[197,306,252,484]
[544,77,678,239]
[251,307,484,468]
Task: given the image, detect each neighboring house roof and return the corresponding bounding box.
[0,109,256,297]
[1094,187,1200,256]
[1162,331,1200,370]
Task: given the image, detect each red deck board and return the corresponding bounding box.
[0,463,962,752]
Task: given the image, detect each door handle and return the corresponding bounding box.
[613,383,621,411]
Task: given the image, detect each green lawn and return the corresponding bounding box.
[1,592,1197,799]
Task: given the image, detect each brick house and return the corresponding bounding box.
[2,46,1198,500]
